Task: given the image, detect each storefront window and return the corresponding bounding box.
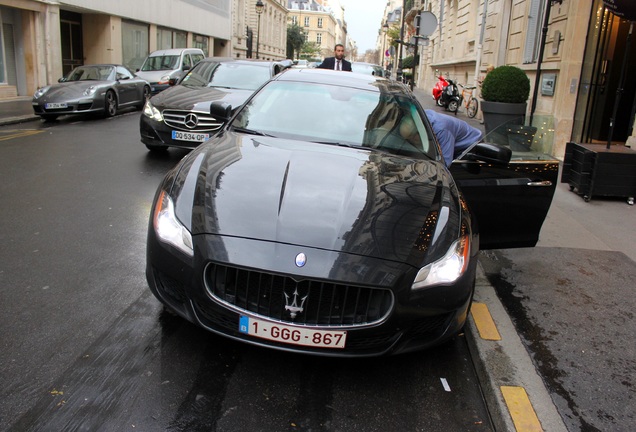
[157,28,187,50]
[122,20,148,71]
[193,34,209,56]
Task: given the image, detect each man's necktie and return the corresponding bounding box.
[337,60,341,71]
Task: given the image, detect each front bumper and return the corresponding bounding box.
[146,231,477,357]
[140,113,212,150]
[32,96,104,117]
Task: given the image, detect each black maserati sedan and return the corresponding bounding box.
[140,57,290,152]
[146,68,558,356]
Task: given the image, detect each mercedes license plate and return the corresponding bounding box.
[239,316,347,349]
[172,130,210,142]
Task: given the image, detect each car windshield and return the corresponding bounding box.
[65,66,114,81]
[352,64,384,76]
[231,81,437,160]
[181,61,271,90]
[141,55,180,71]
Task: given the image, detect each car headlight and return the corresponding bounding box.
[153,190,193,256]
[83,86,98,96]
[411,235,471,290]
[143,99,163,121]
[34,86,50,99]
[157,74,171,85]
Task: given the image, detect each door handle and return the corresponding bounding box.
[527,180,553,187]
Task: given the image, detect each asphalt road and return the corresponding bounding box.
[0,112,493,431]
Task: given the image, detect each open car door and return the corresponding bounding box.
[449,121,559,250]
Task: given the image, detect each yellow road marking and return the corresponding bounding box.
[0,130,44,141]
[501,386,543,431]
[471,302,501,340]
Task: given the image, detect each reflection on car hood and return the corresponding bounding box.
[41,82,108,99]
[150,85,254,112]
[172,132,460,266]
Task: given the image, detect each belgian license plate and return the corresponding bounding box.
[172,130,210,142]
[45,103,68,109]
[239,316,347,349]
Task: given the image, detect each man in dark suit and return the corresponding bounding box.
[317,44,352,71]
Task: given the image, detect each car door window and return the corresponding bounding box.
[192,54,204,65]
[183,54,192,70]
[116,66,133,80]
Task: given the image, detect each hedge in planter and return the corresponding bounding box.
[481,65,534,144]
[481,65,530,103]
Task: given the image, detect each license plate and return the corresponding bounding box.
[172,130,210,142]
[239,316,347,349]
[45,103,68,109]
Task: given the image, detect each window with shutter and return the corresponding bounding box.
[523,0,546,64]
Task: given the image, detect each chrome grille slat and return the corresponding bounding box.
[204,263,393,327]
[162,109,223,131]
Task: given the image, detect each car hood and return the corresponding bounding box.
[170,132,461,266]
[37,82,106,100]
[150,85,254,112]
[135,70,177,82]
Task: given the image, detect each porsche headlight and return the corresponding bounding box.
[34,86,50,99]
[153,190,193,256]
[83,86,98,96]
[411,235,471,290]
[143,100,163,121]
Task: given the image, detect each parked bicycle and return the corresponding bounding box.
[457,83,479,118]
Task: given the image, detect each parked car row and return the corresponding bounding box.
[31,56,558,357]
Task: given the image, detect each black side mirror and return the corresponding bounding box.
[465,142,512,165]
[183,65,190,71]
[210,101,233,122]
[58,77,65,83]
[168,77,179,86]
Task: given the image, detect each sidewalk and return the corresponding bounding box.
[0,97,39,126]
[412,85,636,431]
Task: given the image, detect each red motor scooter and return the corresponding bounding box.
[432,75,449,107]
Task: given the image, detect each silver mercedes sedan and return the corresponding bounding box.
[32,64,150,121]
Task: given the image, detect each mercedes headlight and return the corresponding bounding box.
[143,99,163,121]
[411,235,471,290]
[153,190,193,256]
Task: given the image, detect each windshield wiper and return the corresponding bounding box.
[232,127,273,137]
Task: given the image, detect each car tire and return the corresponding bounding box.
[145,144,168,153]
[138,86,151,110]
[41,114,58,121]
[104,90,118,117]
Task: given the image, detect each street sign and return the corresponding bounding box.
[418,12,438,37]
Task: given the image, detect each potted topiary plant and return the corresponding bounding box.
[480,65,531,138]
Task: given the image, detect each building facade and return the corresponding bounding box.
[232,0,288,60]
[287,0,343,60]
[395,0,636,158]
[0,0,231,100]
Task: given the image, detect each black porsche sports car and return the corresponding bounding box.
[146,69,558,356]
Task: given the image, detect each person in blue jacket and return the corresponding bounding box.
[425,109,483,166]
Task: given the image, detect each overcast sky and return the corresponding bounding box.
[342,0,388,53]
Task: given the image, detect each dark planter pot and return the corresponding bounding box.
[481,100,528,136]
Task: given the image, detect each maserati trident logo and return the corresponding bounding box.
[284,288,308,319]
[295,253,307,267]
[184,113,198,129]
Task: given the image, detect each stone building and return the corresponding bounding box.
[390,0,636,158]
[0,0,233,100]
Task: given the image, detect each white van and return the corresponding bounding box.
[136,48,205,94]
